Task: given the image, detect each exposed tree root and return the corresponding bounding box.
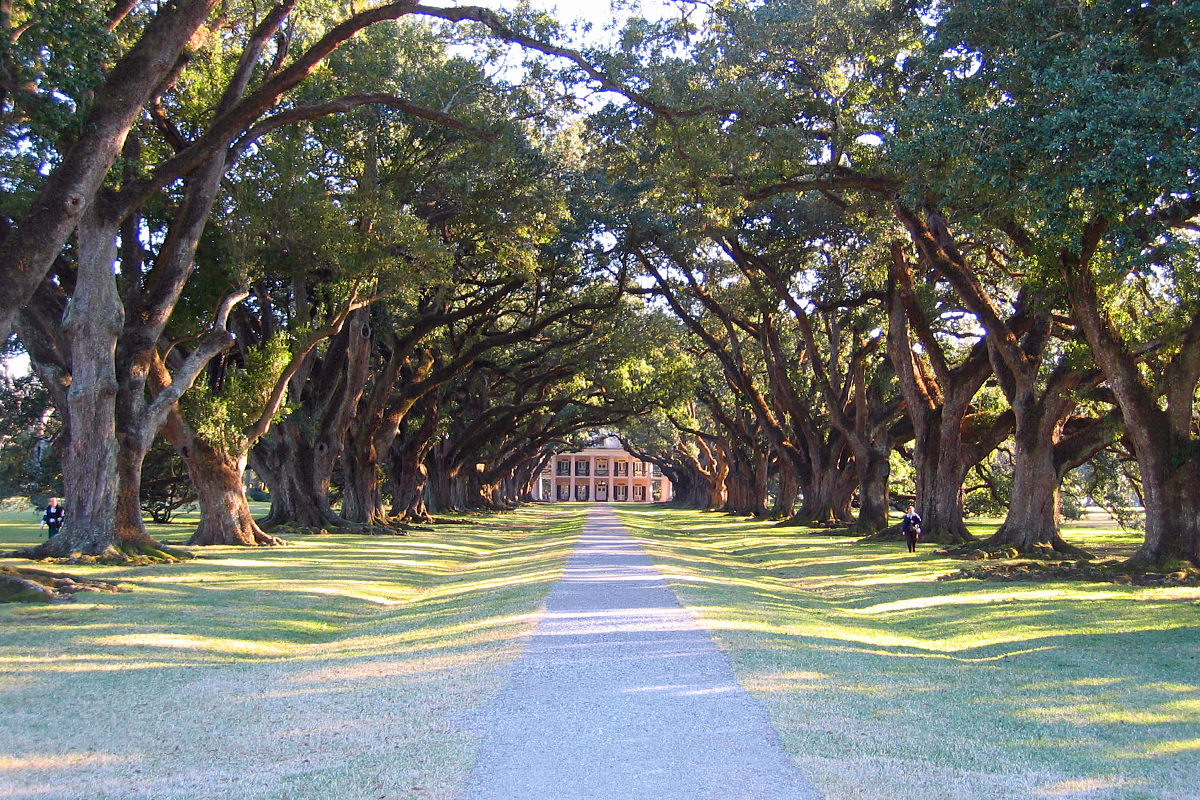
[939,558,1200,586]
[188,527,289,547]
[1120,552,1200,573]
[263,521,407,537]
[8,539,193,565]
[0,566,131,603]
[937,541,1094,562]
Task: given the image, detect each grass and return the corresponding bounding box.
[0,503,587,800]
[4,503,1197,799]
[615,507,1200,800]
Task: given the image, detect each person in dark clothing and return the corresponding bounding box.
[41,497,65,538]
[902,504,922,553]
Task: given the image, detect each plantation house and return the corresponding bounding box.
[534,437,670,503]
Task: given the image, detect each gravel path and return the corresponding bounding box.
[462,504,822,799]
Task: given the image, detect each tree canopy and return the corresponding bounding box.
[2,0,1197,569]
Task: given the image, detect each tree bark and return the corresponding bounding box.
[849,440,891,534]
[771,458,800,518]
[898,207,1102,554]
[988,425,1070,551]
[340,439,389,526]
[187,444,281,546]
[388,396,440,522]
[155,407,282,547]
[251,420,347,531]
[29,209,176,560]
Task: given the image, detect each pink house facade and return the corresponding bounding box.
[533,440,670,503]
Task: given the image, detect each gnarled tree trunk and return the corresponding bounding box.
[250,312,372,531]
[187,444,280,546]
[157,407,281,547]
[849,441,892,535]
[251,421,346,530]
[32,209,173,561]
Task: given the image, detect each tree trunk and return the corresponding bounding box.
[391,459,431,522]
[1138,453,1200,568]
[30,210,176,561]
[425,447,458,513]
[249,313,372,531]
[114,428,152,545]
[389,398,439,522]
[887,243,992,546]
[985,384,1089,554]
[1060,239,1200,568]
[186,443,282,546]
[341,428,388,526]
[849,441,891,534]
[790,457,853,526]
[771,460,800,519]
[250,421,346,531]
[751,452,771,517]
[917,400,977,544]
[988,435,1067,551]
[158,404,282,547]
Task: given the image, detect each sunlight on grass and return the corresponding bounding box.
[617,506,1200,800]
[0,504,586,800]
[92,632,295,656]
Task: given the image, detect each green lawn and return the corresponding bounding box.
[0,504,586,800]
[3,504,1197,799]
[615,507,1200,800]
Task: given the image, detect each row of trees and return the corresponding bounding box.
[2,0,1197,571]
[1,1,677,559]
[588,0,1199,569]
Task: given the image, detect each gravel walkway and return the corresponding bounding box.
[462,504,822,799]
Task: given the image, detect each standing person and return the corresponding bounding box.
[41,497,65,538]
[902,504,922,553]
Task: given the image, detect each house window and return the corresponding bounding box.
[614,461,628,476]
[633,485,646,501]
[614,484,628,501]
[651,480,662,501]
[633,462,646,476]
[576,484,590,501]
[575,460,590,476]
[556,460,571,476]
[595,459,609,476]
